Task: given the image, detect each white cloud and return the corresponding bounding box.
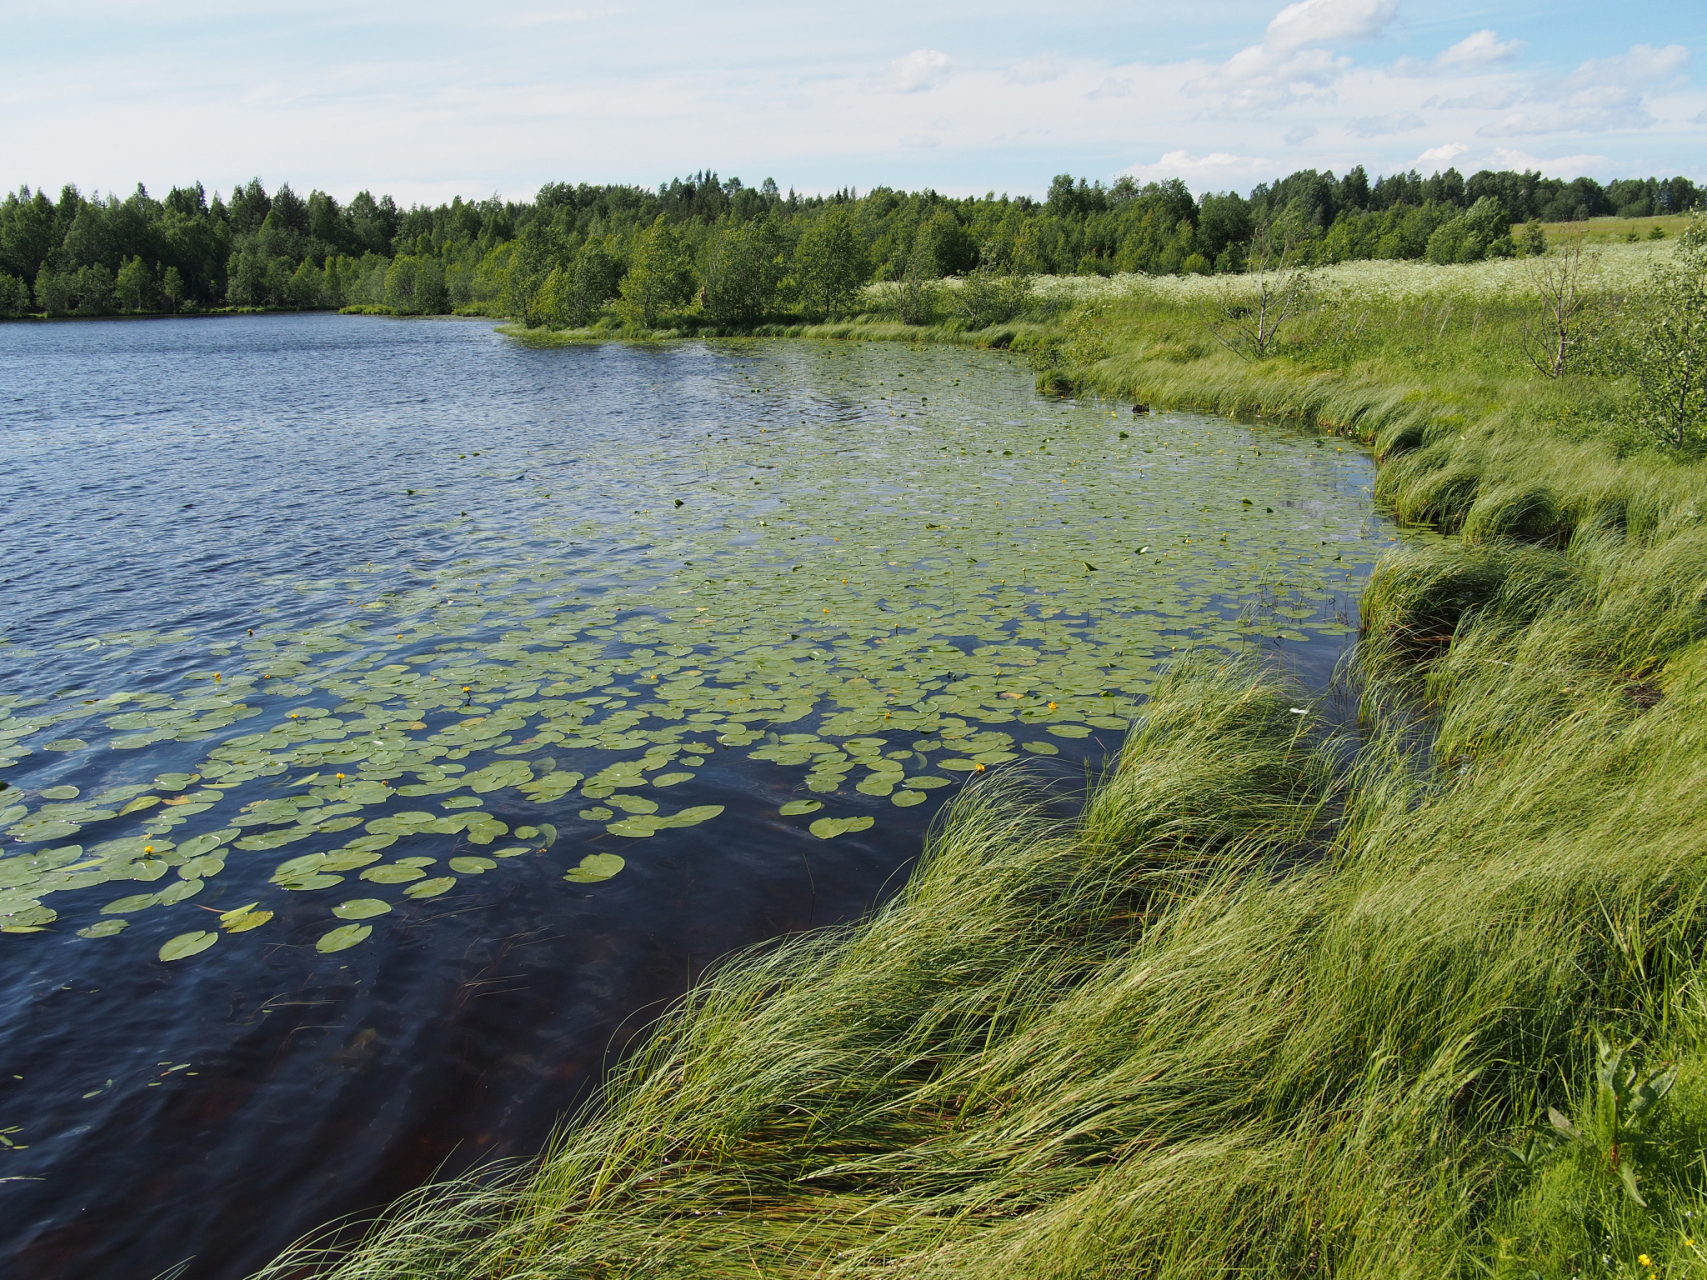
[881,48,951,94]
[1562,43,1690,91]
[1469,43,1691,137]
[1186,0,1400,112]
[1347,111,1422,136]
[1087,76,1132,100]
[1285,124,1317,145]
[1426,88,1520,110]
[1488,146,1610,176]
[1437,30,1522,68]
[1264,0,1398,53]
[1416,142,1468,165]
[1121,150,1276,190]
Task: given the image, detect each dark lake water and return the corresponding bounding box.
[0,314,1397,1280]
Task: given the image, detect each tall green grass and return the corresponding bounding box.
[264,614,1707,1277]
[263,255,1707,1280]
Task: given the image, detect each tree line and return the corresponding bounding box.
[0,165,1698,324]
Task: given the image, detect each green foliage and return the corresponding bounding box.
[795,207,870,319]
[698,216,786,326]
[1621,221,1707,454]
[1426,195,1515,264]
[0,270,29,315]
[114,255,154,310]
[949,265,1035,328]
[616,215,694,328]
[537,237,623,328]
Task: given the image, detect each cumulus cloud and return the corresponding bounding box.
[1347,111,1423,136]
[1264,0,1399,53]
[1087,77,1132,100]
[1285,124,1318,145]
[1467,43,1691,137]
[1121,150,1276,189]
[881,49,951,94]
[1187,0,1398,111]
[1416,142,1468,165]
[1437,30,1523,68]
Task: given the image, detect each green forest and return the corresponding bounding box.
[0,166,1698,324]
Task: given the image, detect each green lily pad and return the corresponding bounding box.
[159,930,217,962]
[652,772,694,787]
[103,893,158,915]
[809,815,875,840]
[361,863,426,884]
[448,856,496,874]
[278,873,345,891]
[565,853,625,883]
[1022,740,1060,755]
[316,923,373,953]
[491,845,530,858]
[40,786,79,801]
[579,807,613,821]
[223,909,273,933]
[403,876,456,899]
[77,919,128,938]
[661,804,724,828]
[891,790,927,807]
[779,799,823,816]
[1047,724,1093,738]
[332,899,392,920]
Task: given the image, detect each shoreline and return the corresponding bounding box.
[258,246,1707,1278]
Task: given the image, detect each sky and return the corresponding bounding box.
[2,0,1704,206]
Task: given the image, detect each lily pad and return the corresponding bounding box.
[779,799,823,816]
[403,876,456,899]
[103,893,158,915]
[448,856,496,874]
[316,923,373,953]
[565,853,625,883]
[77,919,128,938]
[361,863,426,884]
[891,790,927,807]
[159,930,218,962]
[1047,724,1093,739]
[332,898,392,920]
[809,815,875,840]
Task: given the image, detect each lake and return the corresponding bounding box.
[0,314,1395,1279]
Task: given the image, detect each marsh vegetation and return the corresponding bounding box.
[250,223,1707,1280]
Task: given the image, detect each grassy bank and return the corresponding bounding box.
[267,245,1707,1280]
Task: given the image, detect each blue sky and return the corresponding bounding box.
[3,0,1703,205]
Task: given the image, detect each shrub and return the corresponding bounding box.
[1621,222,1707,455]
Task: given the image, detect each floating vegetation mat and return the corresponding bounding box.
[0,340,1396,962]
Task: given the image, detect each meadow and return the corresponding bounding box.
[263,232,1707,1280]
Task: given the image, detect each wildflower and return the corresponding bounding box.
[1048,701,1057,710]
[974,763,986,772]
[1640,1256,1652,1267]
[143,846,154,855]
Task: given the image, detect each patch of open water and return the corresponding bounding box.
[0,314,1404,1279]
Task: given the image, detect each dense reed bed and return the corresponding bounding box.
[270,250,1707,1279]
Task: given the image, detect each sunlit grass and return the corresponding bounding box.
[263,241,1707,1280]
